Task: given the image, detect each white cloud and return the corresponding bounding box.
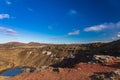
[0,27,6,30]
[0,26,18,36]
[0,14,10,19]
[84,24,107,32]
[117,32,120,38]
[68,30,80,35]
[84,21,120,32]
[0,27,7,31]
[6,0,12,5]
[68,9,77,15]
[6,29,16,33]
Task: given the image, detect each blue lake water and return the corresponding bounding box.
[0,67,35,76]
[0,68,24,76]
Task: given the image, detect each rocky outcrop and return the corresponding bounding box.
[91,69,120,80]
[91,55,115,65]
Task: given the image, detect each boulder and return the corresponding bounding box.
[91,69,120,80]
[92,55,114,64]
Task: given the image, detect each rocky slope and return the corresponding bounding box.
[4,58,120,80]
[0,40,120,80]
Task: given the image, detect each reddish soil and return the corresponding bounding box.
[5,59,120,80]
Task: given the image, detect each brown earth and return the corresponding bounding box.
[0,40,120,80]
[4,59,120,80]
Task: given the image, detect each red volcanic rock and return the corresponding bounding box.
[6,60,120,80]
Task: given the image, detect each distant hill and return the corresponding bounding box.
[5,42,26,45]
[98,39,120,56]
[0,40,119,57]
[27,42,41,46]
[0,42,26,48]
[0,42,42,48]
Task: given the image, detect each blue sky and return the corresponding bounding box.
[0,0,120,43]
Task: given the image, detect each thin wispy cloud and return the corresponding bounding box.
[84,21,120,32]
[50,35,67,40]
[6,0,12,5]
[68,30,80,35]
[0,26,18,36]
[6,33,18,36]
[51,36,59,40]
[68,9,77,15]
[6,29,17,36]
[0,14,10,19]
[112,37,115,40]
[27,8,33,12]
